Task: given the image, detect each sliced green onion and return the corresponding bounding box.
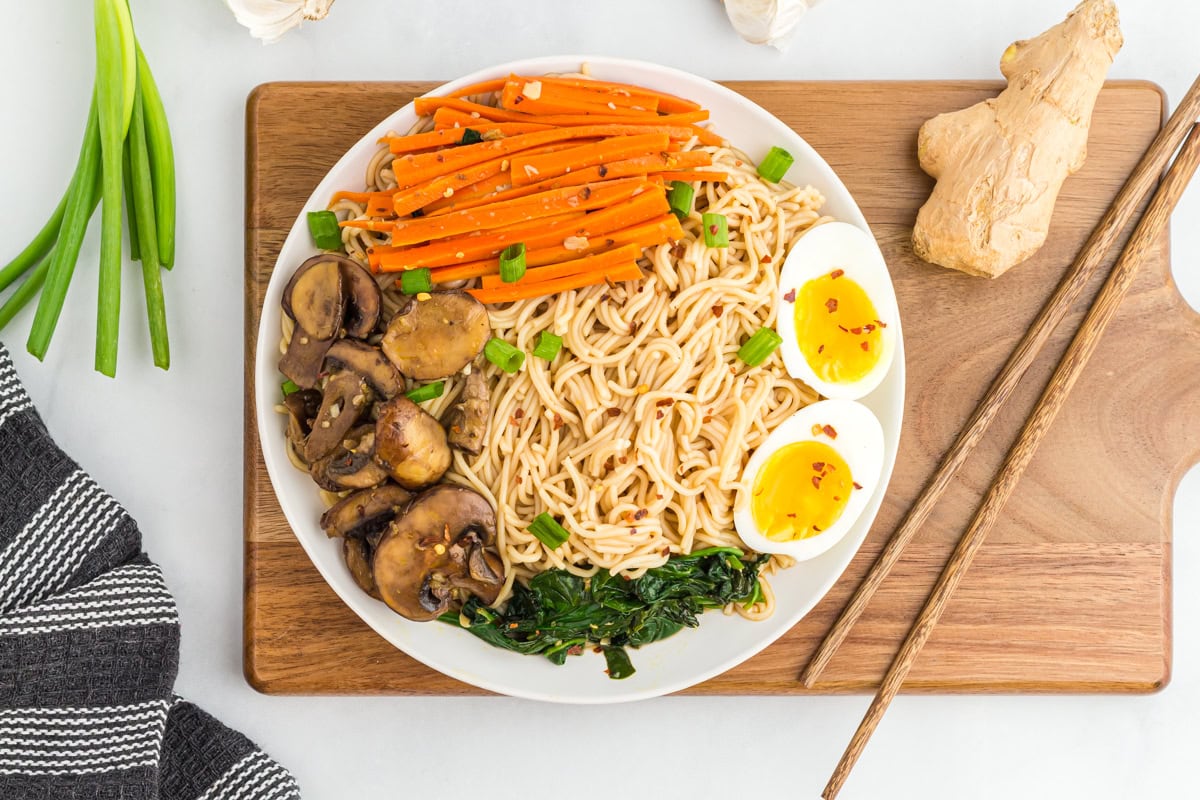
[757,146,794,183]
[667,180,694,219]
[484,337,525,374]
[532,330,563,361]
[737,327,783,367]
[399,267,433,295]
[528,512,570,549]
[405,381,445,404]
[499,243,526,283]
[307,210,343,251]
[702,213,729,248]
[281,379,300,397]
[460,128,483,145]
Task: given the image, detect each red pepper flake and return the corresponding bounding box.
[864,324,876,332]
[634,508,649,521]
[850,326,863,335]
[825,463,836,471]
[670,243,686,259]
[630,321,642,335]
[594,646,604,654]
[600,293,611,302]
[703,415,714,424]
[874,319,887,328]
[655,410,664,420]
[811,476,822,489]
[830,269,844,279]
[655,399,675,407]
[553,413,564,431]
[598,165,609,178]
[813,525,823,532]
[838,325,849,333]
[817,344,825,354]
[508,622,518,629]
[825,298,838,314]
[513,408,525,420]
[607,407,621,417]
[604,456,615,471]
[861,341,870,351]
[619,456,628,465]
[822,424,838,439]
[708,224,719,235]
[833,495,841,502]
[853,481,864,490]
[712,304,724,317]
[762,254,773,264]
[661,546,670,557]
[622,510,635,523]
[812,462,825,471]
[568,645,584,656]
[516,476,523,484]
[786,513,797,518]
[656,493,664,500]
[811,424,823,436]
[783,288,796,303]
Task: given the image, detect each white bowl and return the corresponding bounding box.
[253,55,905,703]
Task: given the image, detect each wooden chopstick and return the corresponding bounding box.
[821,121,1200,800]
[801,73,1200,688]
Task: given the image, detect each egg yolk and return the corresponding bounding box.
[794,270,884,385]
[751,440,854,542]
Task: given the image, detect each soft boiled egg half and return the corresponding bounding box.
[776,222,899,400]
[734,399,884,561]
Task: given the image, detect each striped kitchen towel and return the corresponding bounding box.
[0,343,301,800]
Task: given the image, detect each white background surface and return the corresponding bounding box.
[1,1,1196,798]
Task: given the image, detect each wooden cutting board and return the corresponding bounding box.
[244,80,1197,695]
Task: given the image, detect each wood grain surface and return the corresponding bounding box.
[244,80,1197,696]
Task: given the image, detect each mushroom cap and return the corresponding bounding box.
[283,389,322,464]
[335,255,383,339]
[373,395,452,490]
[325,339,403,399]
[303,371,373,463]
[282,256,345,340]
[310,425,390,492]
[343,536,381,600]
[320,483,413,541]
[381,291,491,381]
[372,485,503,621]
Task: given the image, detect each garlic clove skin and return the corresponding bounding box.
[225,0,335,44]
[724,0,817,50]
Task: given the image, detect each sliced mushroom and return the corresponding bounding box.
[304,372,373,463]
[310,426,390,491]
[325,340,403,399]
[381,291,491,380]
[283,389,322,465]
[444,368,489,455]
[373,395,452,490]
[372,485,503,621]
[335,255,383,338]
[320,483,413,541]
[279,329,336,390]
[283,256,345,340]
[343,537,381,600]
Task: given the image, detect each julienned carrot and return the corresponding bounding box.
[427,150,712,216]
[391,140,589,216]
[468,260,644,304]
[383,122,551,155]
[414,191,669,273]
[501,79,660,117]
[367,193,397,217]
[476,217,683,288]
[433,104,710,131]
[415,96,622,123]
[533,76,702,114]
[446,77,507,98]
[509,133,669,186]
[330,190,373,205]
[370,211,588,272]
[481,243,643,289]
[510,75,663,109]
[658,170,730,183]
[388,178,657,246]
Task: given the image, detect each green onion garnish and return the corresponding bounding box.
[281,379,300,397]
[460,128,483,145]
[668,180,694,220]
[528,512,570,549]
[399,267,433,295]
[532,330,563,361]
[757,146,794,183]
[405,380,445,404]
[307,210,342,251]
[499,243,527,283]
[702,213,729,248]
[737,327,783,367]
[484,337,525,374]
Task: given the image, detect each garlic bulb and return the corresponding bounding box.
[724,0,819,50]
[225,0,336,44]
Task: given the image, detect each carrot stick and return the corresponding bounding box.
[689,124,725,147]
[501,79,660,117]
[469,260,643,304]
[432,106,505,129]
[423,196,673,276]
[658,170,730,183]
[446,78,507,98]
[509,133,670,186]
[533,76,702,114]
[371,211,588,272]
[510,75,664,109]
[330,190,373,205]
[388,178,657,246]
[383,122,552,155]
[433,104,709,130]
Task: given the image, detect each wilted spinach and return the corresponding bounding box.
[439,547,766,679]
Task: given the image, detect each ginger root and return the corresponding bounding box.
[912,0,1123,278]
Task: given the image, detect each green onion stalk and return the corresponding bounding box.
[4,0,176,376]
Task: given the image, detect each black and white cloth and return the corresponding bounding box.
[0,344,301,799]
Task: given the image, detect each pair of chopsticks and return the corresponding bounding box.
[807,74,1200,800]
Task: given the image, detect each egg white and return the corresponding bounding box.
[734,399,885,561]
[775,221,899,401]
